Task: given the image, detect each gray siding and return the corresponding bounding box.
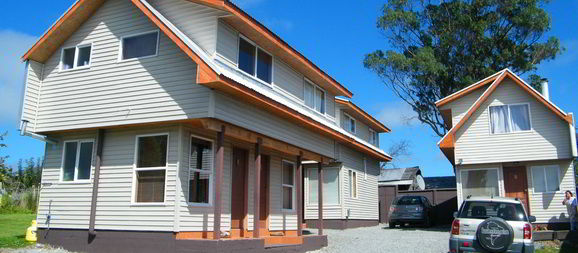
[440,87,487,128]
[21,60,43,131]
[340,145,380,220]
[455,79,573,164]
[33,0,209,133]
[216,21,238,64]
[339,109,375,146]
[274,59,303,100]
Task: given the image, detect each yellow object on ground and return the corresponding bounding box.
[25,220,37,242]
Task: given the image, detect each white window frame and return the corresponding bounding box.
[303,79,327,115]
[488,103,532,135]
[349,170,358,199]
[458,167,502,201]
[530,165,561,193]
[281,160,296,211]
[131,133,169,206]
[307,166,341,206]
[59,43,93,72]
[188,134,214,207]
[237,35,274,86]
[343,113,356,134]
[59,139,95,183]
[118,30,160,62]
[369,128,378,145]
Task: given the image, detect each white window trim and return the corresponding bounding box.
[131,133,169,206]
[349,170,358,199]
[303,78,327,116]
[59,139,95,184]
[237,34,274,85]
[530,165,561,194]
[307,166,341,207]
[59,43,93,72]
[187,134,214,207]
[281,160,296,212]
[369,128,377,146]
[343,112,356,134]
[118,30,160,62]
[488,103,533,135]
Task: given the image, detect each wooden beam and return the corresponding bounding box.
[253,138,262,238]
[88,129,105,236]
[317,162,323,235]
[213,125,225,240]
[296,153,303,236]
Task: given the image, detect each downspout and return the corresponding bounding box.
[89,129,105,236]
[20,120,57,144]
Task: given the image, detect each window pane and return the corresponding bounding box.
[490,105,510,134]
[136,170,165,202]
[315,88,325,113]
[461,169,499,199]
[545,166,559,192]
[350,118,356,133]
[63,142,78,181]
[238,38,256,75]
[282,162,294,185]
[283,186,293,209]
[189,171,210,203]
[352,171,357,198]
[510,104,530,132]
[256,49,272,83]
[122,32,158,60]
[76,46,91,67]
[309,168,318,204]
[304,82,314,108]
[324,168,339,205]
[77,142,93,180]
[62,48,75,70]
[531,167,546,193]
[190,137,212,171]
[137,135,168,168]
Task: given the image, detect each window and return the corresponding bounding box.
[531,165,560,193]
[349,170,357,199]
[121,31,159,60]
[363,157,367,180]
[189,136,213,205]
[282,160,295,210]
[343,113,356,133]
[61,140,94,182]
[304,80,326,114]
[460,169,499,200]
[308,167,340,205]
[369,129,378,145]
[134,134,168,203]
[60,44,92,71]
[489,104,531,134]
[459,201,527,221]
[238,37,273,83]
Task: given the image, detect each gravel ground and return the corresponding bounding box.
[0,244,72,253]
[308,224,451,253]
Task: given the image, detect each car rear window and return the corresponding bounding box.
[396,196,422,205]
[459,201,527,221]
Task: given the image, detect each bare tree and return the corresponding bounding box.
[381,139,411,170]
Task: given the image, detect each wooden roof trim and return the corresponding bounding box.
[435,70,505,108]
[202,76,392,161]
[335,98,391,133]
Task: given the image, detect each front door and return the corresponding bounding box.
[503,166,530,214]
[259,155,270,229]
[231,148,248,232]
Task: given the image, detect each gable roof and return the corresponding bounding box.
[335,98,391,133]
[437,69,574,160]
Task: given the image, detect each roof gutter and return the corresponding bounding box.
[20,120,57,144]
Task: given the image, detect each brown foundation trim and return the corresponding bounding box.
[305,219,379,230]
[38,229,326,253]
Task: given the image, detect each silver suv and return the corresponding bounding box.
[449,196,535,253]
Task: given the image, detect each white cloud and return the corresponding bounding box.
[376,101,419,129]
[0,30,38,124]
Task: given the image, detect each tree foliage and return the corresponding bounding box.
[364,0,563,136]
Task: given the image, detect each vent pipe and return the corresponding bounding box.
[540,78,549,101]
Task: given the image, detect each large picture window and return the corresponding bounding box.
[134,134,168,203]
[308,167,340,205]
[460,169,499,200]
[282,160,295,210]
[188,136,213,205]
[61,140,94,182]
[121,31,159,60]
[489,104,531,134]
[238,37,273,84]
[531,165,560,193]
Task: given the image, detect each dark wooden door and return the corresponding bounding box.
[231,148,248,229]
[503,166,530,214]
[259,155,270,228]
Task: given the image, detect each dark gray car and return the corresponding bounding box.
[388,195,433,228]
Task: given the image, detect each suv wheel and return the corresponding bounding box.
[389,222,395,229]
[476,217,514,253]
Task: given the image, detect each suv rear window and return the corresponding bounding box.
[459,201,527,221]
[396,196,422,205]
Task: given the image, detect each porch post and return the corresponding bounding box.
[214,125,225,240]
[317,162,323,235]
[253,138,262,238]
[296,153,303,236]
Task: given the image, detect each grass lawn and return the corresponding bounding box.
[0,214,36,248]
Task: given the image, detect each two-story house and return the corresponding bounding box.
[18,0,391,252]
[436,69,577,228]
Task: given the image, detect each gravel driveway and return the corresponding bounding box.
[308,224,450,253]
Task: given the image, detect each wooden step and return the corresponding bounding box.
[263,236,303,247]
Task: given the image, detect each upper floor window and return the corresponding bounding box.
[369,129,378,145]
[304,80,325,114]
[60,44,92,71]
[489,104,531,134]
[121,31,159,60]
[133,134,168,203]
[343,113,356,133]
[61,140,94,182]
[189,136,213,205]
[238,37,272,83]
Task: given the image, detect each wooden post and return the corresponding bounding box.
[253,138,262,238]
[89,129,105,236]
[296,153,303,236]
[214,125,225,240]
[317,162,323,235]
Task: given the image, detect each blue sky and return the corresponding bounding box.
[0,0,576,177]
